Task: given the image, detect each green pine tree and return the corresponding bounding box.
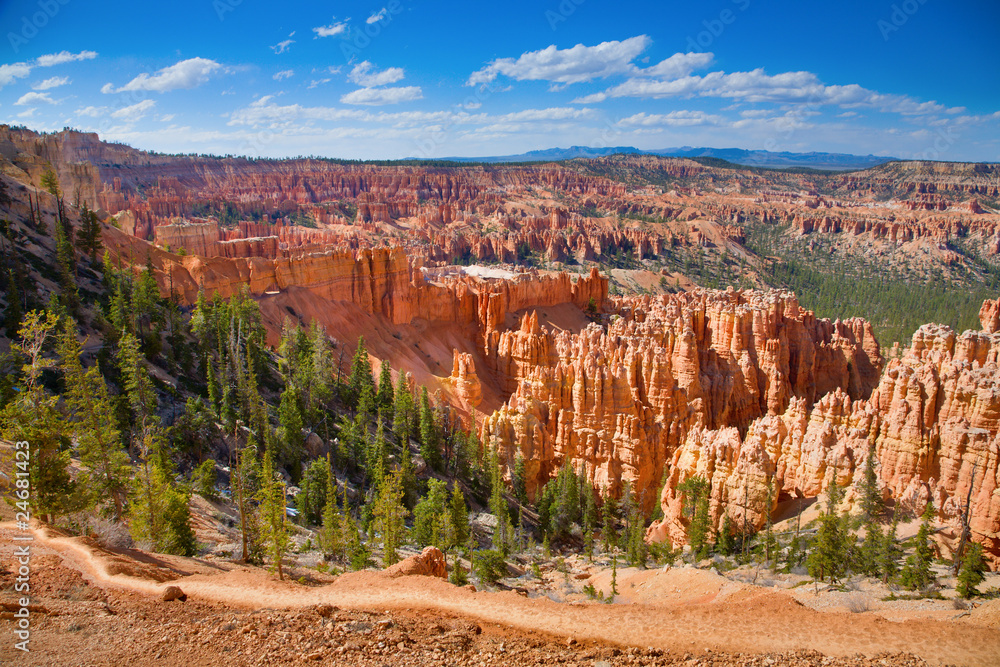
[296,458,329,526]
[1,311,81,524]
[346,335,373,408]
[258,447,291,579]
[878,510,902,583]
[900,502,936,590]
[806,477,850,583]
[375,359,393,415]
[678,476,711,558]
[956,543,986,598]
[372,468,408,567]
[392,372,414,444]
[859,517,884,577]
[57,319,129,519]
[319,456,342,558]
[418,386,442,470]
[860,444,883,524]
[277,386,305,470]
[413,478,449,548]
[717,514,737,556]
[449,485,470,548]
[601,492,618,553]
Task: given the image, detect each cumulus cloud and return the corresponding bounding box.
[367,8,387,24]
[0,63,32,88]
[467,36,650,86]
[15,92,56,106]
[0,51,97,90]
[33,76,70,90]
[577,56,962,118]
[111,99,156,122]
[313,20,348,37]
[340,86,423,105]
[115,58,221,93]
[348,61,405,87]
[273,69,294,81]
[641,52,715,80]
[100,83,115,94]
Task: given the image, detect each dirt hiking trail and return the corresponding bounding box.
[8,523,997,666]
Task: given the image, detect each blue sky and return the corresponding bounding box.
[1,0,998,161]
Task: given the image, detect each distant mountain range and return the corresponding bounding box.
[439,146,898,171]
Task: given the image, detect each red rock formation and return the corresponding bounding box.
[648,316,1000,568]
[480,289,883,508]
[981,299,1000,334]
[450,352,483,412]
[383,546,447,578]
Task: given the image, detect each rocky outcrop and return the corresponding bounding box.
[480,289,883,508]
[103,224,607,351]
[450,352,483,412]
[384,546,447,578]
[981,299,1000,334]
[648,315,1000,567]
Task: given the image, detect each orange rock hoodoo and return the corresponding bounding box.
[646,318,1000,567]
[480,289,884,509]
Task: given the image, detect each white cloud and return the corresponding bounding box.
[582,58,962,118]
[367,8,387,24]
[100,83,115,94]
[571,92,608,104]
[36,50,97,67]
[467,36,650,86]
[15,92,56,106]
[617,110,724,127]
[273,69,294,81]
[641,52,714,79]
[308,78,331,89]
[313,20,348,37]
[271,39,295,54]
[159,114,175,122]
[0,63,32,88]
[1,51,98,90]
[111,99,156,122]
[496,107,595,122]
[340,86,423,105]
[75,105,107,117]
[348,61,405,87]
[571,92,609,104]
[228,99,596,133]
[229,97,453,128]
[33,76,69,90]
[17,108,36,119]
[116,58,221,93]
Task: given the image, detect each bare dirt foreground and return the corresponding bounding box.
[1,523,998,667]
